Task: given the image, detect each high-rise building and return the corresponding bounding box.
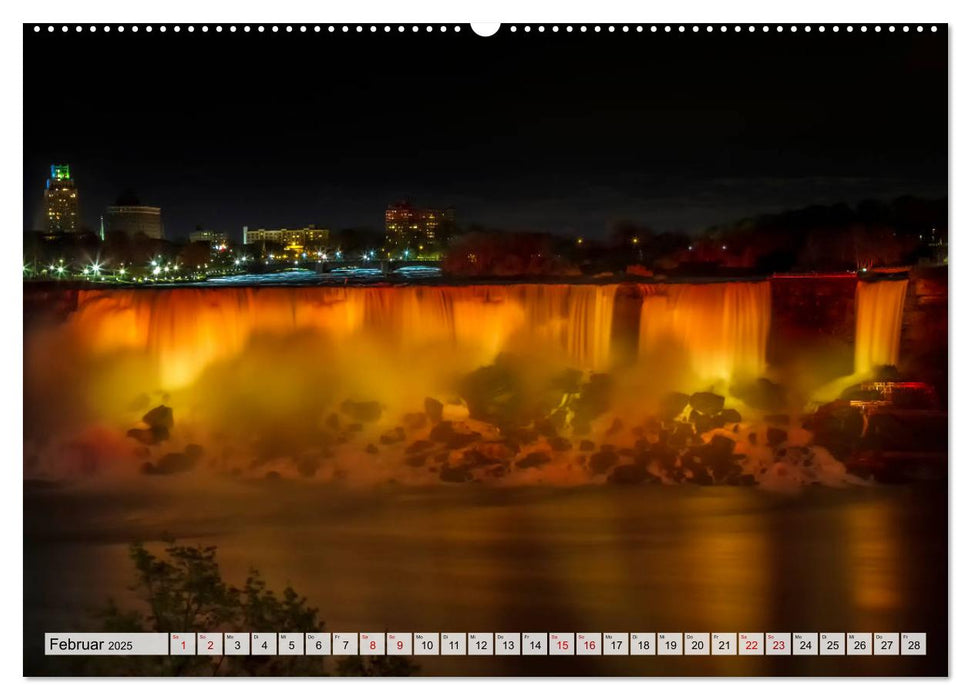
[44,164,80,233]
[188,228,230,248]
[385,201,456,253]
[242,226,329,252]
[104,192,164,239]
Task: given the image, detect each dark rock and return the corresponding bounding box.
[157,452,192,472]
[725,473,757,486]
[589,449,619,474]
[429,421,456,442]
[428,420,482,450]
[439,465,471,483]
[405,453,427,468]
[402,412,428,431]
[379,427,406,445]
[659,392,690,420]
[682,435,740,483]
[607,463,651,485]
[459,357,523,425]
[689,392,725,416]
[534,417,558,439]
[651,444,679,473]
[143,405,174,431]
[690,410,716,434]
[872,365,902,382]
[634,438,649,451]
[549,436,572,452]
[325,413,341,431]
[666,422,696,449]
[424,397,444,422]
[127,426,169,445]
[686,468,714,486]
[297,455,320,478]
[573,374,613,427]
[766,427,788,447]
[718,408,742,424]
[346,423,363,433]
[862,411,946,453]
[264,470,282,481]
[341,400,383,423]
[461,449,494,467]
[184,444,204,462]
[487,464,510,478]
[709,434,736,457]
[579,440,596,452]
[365,443,379,454]
[516,452,551,469]
[748,432,758,445]
[605,417,624,436]
[446,431,480,450]
[808,401,865,460]
[406,439,434,454]
[140,450,194,476]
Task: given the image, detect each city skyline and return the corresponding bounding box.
[23,25,946,240]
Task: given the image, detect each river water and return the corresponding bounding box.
[24,478,947,676]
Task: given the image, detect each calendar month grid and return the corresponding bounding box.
[45,632,927,657]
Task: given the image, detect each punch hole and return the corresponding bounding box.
[471,23,501,38]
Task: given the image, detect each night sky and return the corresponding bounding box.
[23,24,947,241]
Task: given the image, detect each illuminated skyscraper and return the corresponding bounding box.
[385,201,456,254]
[44,164,80,233]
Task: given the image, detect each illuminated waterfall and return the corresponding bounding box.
[638,282,771,384]
[69,284,619,387]
[854,279,908,374]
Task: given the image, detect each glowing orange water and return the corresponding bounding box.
[854,280,908,374]
[638,282,772,384]
[71,285,618,388]
[64,280,906,393]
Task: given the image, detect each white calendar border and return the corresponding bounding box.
[3,2,967,700]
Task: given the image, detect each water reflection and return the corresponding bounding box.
[24,481,947,676]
